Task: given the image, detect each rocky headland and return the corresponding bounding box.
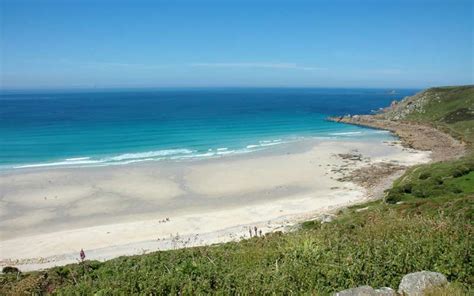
[329,88,468,162]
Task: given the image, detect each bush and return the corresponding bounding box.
[385,191,403,204]
[2,266,19,274]
[452,166,470,178]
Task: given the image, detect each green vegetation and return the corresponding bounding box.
[386,156,474,204]
[385,86,474,212]
[404,86,474,144]
[424,283,469,296]
[1,86,473,295]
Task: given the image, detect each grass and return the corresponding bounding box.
[1,86,473,295]
[403,85,474,144]
[424,283,470,296]
[385,156,474,204]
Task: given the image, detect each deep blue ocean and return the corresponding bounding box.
[0,88,418,169]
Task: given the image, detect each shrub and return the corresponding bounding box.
[452,166,470,178]
[2,266,19,274]
[385,192,403,204]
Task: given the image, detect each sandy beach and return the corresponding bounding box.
[0,138,431,271]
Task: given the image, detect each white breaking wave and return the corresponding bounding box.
[9,137,310,170]
[374,130,391,134]
[14,159,103,169]
[105,149,193,161]
[170,152,216,160]
[246,139,288,150]
[12,149,194,169]
[259,142,282,147]
[329,131,363,136]
[65,157,91,161]
[9,130,394,170]
[329,130,391,136]
[216,150,235,155]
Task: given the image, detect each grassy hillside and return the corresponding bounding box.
[386,157,474,204]
[385,86,474,205]
[406,86,473,143]
[387,85,474,145]
[2,86,473,295]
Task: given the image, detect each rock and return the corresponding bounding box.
[334,285,377,296]
[319,214,335,223]
[398,271,448,296]
[374,287,396,296]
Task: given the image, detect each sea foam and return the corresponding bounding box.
[106,149,193,161]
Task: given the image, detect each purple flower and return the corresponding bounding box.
[80,249,86,261]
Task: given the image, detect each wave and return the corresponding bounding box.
[10,139,289,169]
[14,159,103,169]
[12,149,195,169]
[329,131,363,136]
[8,130,393,170]
[329,130,392,136]
[260,142,283,147]
[65,157,91,161]
[105,149,193,161]
[374,130,391,134]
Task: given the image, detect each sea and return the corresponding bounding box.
[0,88,418,169]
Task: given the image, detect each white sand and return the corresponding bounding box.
[0,139,430,271]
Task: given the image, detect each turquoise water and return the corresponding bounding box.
[0,88,417,169]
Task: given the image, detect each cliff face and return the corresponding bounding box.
[379,89,438,121]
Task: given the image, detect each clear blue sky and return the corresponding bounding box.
[1,0,472,89]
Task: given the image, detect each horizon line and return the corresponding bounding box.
[1,84,451,93]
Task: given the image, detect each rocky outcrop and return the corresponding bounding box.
[328,116,465,162]
[328,87,470,162]
[398,271,448,296]
[381,90,438,121]
[333,271,448,296]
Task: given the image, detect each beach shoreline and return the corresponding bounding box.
[0,137,431,271]
[328,116,467,162]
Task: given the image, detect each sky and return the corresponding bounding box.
[0,0,472,89]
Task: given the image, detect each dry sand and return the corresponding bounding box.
[0,139,430,271]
